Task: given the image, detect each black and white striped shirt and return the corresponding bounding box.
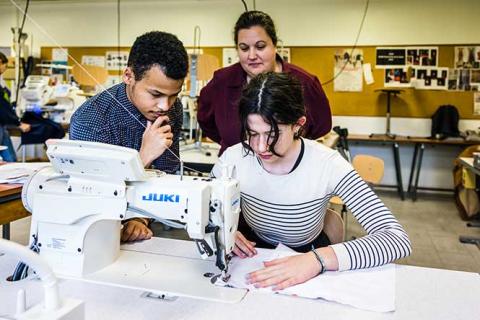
[212,139,411,271]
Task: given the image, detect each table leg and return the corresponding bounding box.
[467,221,480,228]
[2,223,10,240]
[412,143,425,202]
[407,143,420,193]
[393,143,405,200]
[459,235,480,250]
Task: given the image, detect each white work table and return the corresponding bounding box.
[1,238,479,320]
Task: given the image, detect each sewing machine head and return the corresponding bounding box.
[22,139,240,281]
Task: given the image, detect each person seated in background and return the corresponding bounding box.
[211,72,411,290]
[198,10,331,155]
[0,52,31,162]
[70,31,188,242]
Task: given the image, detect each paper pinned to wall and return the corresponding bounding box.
[454,46,480,68]
[277,47,291,63]
[52,48,68,62]
[363,63,374,85]
[222,48,239,67]
[81,55,106,68]
[216,244,396,313]
[474,92,480,116]
[333,48,364,92]
[105,51,129,70]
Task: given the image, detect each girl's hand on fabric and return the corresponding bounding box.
[246,252,321,291]
[233,231,257,258]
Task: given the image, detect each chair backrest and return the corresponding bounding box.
[352,154,384,185]
[323,208,345,244]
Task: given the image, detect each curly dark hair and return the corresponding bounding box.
[239,72,306,157]
[0,52,8,64]
[234,10,277,46]
[128,31,188,81]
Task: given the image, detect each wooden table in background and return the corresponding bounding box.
[348,134,480,201]
[0,184,30,239]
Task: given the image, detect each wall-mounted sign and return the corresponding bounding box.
[376,48,406,68]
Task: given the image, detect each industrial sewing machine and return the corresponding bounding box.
[21,139,245,303]
[17,76,86,124]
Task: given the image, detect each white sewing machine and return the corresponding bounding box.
[21,139,245,303]
[18,76,52,112]
[18,76,86,123]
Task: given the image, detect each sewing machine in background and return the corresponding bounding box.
[20,139,245,303]
[17,76,86,124]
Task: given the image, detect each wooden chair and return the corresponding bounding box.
[352,154,385,185]
[323,208,345,244]
[329,154,385,240]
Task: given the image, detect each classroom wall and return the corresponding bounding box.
[1,0,480,51]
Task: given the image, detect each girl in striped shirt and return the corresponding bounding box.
[211,72,411,290]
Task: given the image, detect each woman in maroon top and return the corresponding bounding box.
[198,10,331,155]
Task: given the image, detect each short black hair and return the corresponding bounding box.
[239,72,306,157]
[128,31,188,81]
[0,52,8,64]
[234,10,278,46]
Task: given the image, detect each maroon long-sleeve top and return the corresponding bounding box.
[198,59,332,155]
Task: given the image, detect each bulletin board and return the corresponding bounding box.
[41,46,129,75]
[40,46,223,76]
[41,45,477,119]
[291,45,476,119]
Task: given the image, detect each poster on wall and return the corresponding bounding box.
[375,48,406,68]
[470,69,480,87]
[222,48,239,67]
[81,55,106,68]
[412,67,448,90]
[384,67,411,87]
[447,68,480,91]
[0,47,11,57]
[52,48,68,62]
[406,47,438,67]
[333,48,364,92]
[105,51,129,70]
[277,48,291,63]
[474,92,480,116]
[454,46,480,68]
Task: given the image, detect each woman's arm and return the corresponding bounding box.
[302,76,332,139]
[331,170,412,270]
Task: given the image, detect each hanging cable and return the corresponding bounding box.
[19,0,29,31]
[321,0,369,86]
[14,0,30,104]
[117,0,121,77]
[240,0,248,12]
